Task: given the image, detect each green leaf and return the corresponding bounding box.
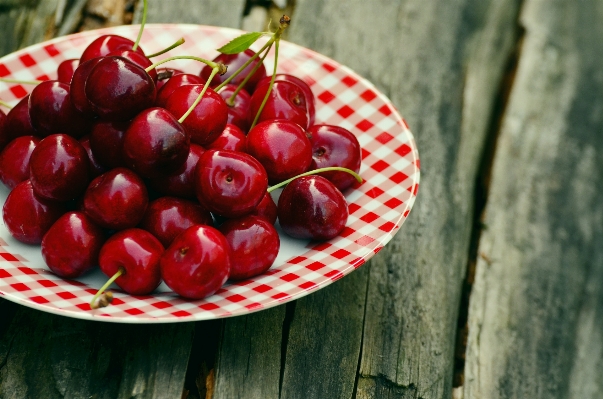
[217,32,265,54]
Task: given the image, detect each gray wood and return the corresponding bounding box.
[463,0,603,397]
[135,0,246,28]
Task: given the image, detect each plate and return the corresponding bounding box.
[0,24,420,323]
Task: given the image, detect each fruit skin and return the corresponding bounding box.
[41,211,105,278]
[246,119,313,184]
[1,95,37,151]
[147,143,204,200]
[98,228,164,295]
[194,149,268,218]
[29,134,90,201]
[199,49,267,94]
[80,34,145,63]
[0,135,40,189]
[89,120,129,169]
[249,191,278,225]
[256,74,316,127]
[218,215,280,280]
[83,167,148,230]
[56,58,79,84]
[217,84,251,132]
[79,135,106,178]
[70,58,104,117]
[155,73,204,108]
[307,124,362,191]
[205,124,246,152]
[160,225,230,299]
[3,180,67,244]
[139,196,213,248]
[249,80,311,129]
[277,175,349,241]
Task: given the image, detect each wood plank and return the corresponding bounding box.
[136,0,245,28]
[463,0,603,397]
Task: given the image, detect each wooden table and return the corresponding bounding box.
[0,0,601,398]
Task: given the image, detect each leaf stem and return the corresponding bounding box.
[178,66,220,124]
[0,100,13,109]
[0,78,41,85]
[226,42,273,106]
[145,56,219,73]
[146,37,185,58]
[215,38,274,92]
[267,167,362,193]
[132,0,147,51]
[89,267,124,309]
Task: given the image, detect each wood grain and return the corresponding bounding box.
[463,0,603,397]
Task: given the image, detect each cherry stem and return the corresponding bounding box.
[0,77,41,85]
[0,100,13,109]
[146,37,185,58]
[178,66,220,124]
[225,42,272,106]
[89,267,124,309]
[132,0,148,52]
[145,56,220,73]
[267,167,363,193]
[214,38,274,92]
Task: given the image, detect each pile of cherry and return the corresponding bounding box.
[0,29,361,307]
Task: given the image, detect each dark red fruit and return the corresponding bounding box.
[218,215,280,280]
[199,49,267,93]
[156,68,184,91]
[194,149,268,218]
[89,120,129,169]
[80,34,145,63]
[108,49,158,82]
[246,119,312,184]
[249,80,311,129]
[2,180,67,244]
[205,123,246,152]
[41,211,105,278]
[85,56,156,121]
[164,84,227,145]
[122,107,190,178]
[217,84,251,132]
[2,95,37,150]
[256,74,316,127]
[139,197,213,247]
[98,228,164,295]
[277,175,349,241]
[79,135,106,178]
[0,136,40,189]
[147,143,204,199]
[249,191,278,224]
[56,58,79,84]
[155,73,204,108]
[70,57,104,117]
[29,134,90,201]
[308,124,361,191]
[160,225,230,299]
[83,167,148,230]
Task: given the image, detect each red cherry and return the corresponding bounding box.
[249,80,310,129]
[218,215,280,280]
[122,107,190,178]
[79,135,106,178]
[277,175,349,241]
[85,56,156,121]
[155,73,204,108]
[2,180,67,244]
[80,35,145,63]
[205,123,246,152]
[194,149,268,218]
[1,96,37,151]
[0,136,40,189]
[83,167,148,230]
[199,49,267,93]
[255,74,316,127]
[41,211,105,278]
[246,119,312,184]
[70,57,103,118]
[89,120,129,169]
[249,191,278,224]
[217,84,251,132]
[108,49,158,82]
[147,143,204,199]
[156,67,184,90]
[164,84,227,145]
[139,196,213,247]
[56,58,79,84]
[98,228,164,295]
[308,124,362,191]
[29,134,90,201]
[160,225,230,299]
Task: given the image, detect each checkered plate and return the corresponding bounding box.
[0,25,420,323]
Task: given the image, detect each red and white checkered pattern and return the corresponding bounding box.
[0,25,420,323]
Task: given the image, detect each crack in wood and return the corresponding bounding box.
[278,301,296,398]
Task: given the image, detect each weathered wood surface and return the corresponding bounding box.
[0,0,599,398]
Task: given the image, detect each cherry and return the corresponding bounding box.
[218,215,280,280]
[108,49,158,82]
[28,80,90,137]
[217,84,251,132]
[78,135,106,178]
[2,180,67,244]
[155,67,184,91]
[85,56,156,121]
[205,123,246,152]
[2,96,37,149]
[146,143,204,199]
[29,134,90,201]
[250,80,311,129]
[89,120,129,169]
[70,57,104,118]
[98,228,164,295]
[164,84,227,145]
[0,136,40,189]
[83,167,148,230]
[160,224,230,299]
[155,73,204,108]
[122,107,190,178]
[199,49,267,93]
[249,191,278,225]
[246,119,312,184]
[139,196,213,247]
[80,35,145,63]
[194,149,268,218]
[41,211,105,278]
[277,175,349,241]
[56,58,79,84]
[255,74,316,127]
[307,124,361,191]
